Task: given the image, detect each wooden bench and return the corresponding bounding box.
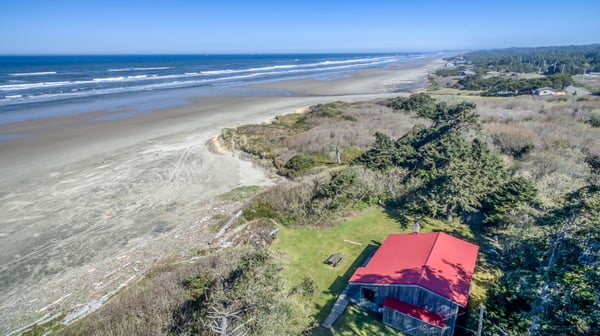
[325,253,344,267]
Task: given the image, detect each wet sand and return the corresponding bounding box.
[0,57,442,333]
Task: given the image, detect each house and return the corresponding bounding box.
[348,232,479,336]
[533,87,558,96]
[458,70,476,76]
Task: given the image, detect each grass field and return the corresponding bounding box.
[269,206,482,335]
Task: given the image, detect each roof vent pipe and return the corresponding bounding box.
[413,217,421,234]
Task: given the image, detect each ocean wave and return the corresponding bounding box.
[9,71,57,76]
[0,55,407,105]
[0,58,394,93]
[199,56,398,76]
[1,75,160,91]
[107,67,172,72]
[0,81,73,91]
[2,64,355,105]
[0,73,263,105]
[93,76,125,82]
[0,58,393,93]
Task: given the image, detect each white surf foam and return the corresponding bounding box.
[107,67,172,72]
[9,71,57,76]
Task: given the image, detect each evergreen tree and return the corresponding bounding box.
[356,94,514,222]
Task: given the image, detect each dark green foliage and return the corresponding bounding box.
[485,185,600,336]
[281,153,319,178]
[398,133,508,220]
[352,132,399,170]
[435,68,460,77]
[307,101,356,121]
[315,167,379,210]
[183,272,211,299]
[484,270,538,335]
[481,177,538,228]
[388,92,436,116]
[425,101,478,127]
[357,94,518,221]
[456,74,573,96]
[548,72,574,90]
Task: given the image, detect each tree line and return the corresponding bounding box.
[455,73,573,96]
[461,44,600,75]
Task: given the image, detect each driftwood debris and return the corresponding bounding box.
[214,210,243,240]
[343,239,361,246]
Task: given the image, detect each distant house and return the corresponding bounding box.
[349,232,479,336]
[445,62,456,68]
[533,87,558,96]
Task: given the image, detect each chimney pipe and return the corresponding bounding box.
[413,217,421,234]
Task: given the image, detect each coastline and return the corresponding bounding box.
[0,57,442,333]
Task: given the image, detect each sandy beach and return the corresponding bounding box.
[0,57,442,333]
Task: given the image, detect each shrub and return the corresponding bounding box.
[435,68,460,77]
[487,123,540,158]
[388,93,436,115]
[243,201,279,221]
[280,153,319,178]
[588,110,600,127]
[584,152,600,173]
[307,101,352,119]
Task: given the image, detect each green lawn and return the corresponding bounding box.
[312,305,404,336]
[270,206,467,335]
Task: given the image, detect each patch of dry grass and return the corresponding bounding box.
[220,100,426,172]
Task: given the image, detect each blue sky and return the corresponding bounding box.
[1,0,598,54]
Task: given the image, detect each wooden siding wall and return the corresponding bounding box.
[383,308,443,336]
[355,284,459,336]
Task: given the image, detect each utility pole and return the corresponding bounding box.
[477,304,484,336]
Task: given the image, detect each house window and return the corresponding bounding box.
[363,288,375,302]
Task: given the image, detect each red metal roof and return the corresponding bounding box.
[383,297,446,327]
[349,232,479,307]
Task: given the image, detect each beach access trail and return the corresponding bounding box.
[0,58,442,333]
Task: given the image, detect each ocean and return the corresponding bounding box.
[0,53,426,123]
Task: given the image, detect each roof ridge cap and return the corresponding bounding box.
[417,232,442,285]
